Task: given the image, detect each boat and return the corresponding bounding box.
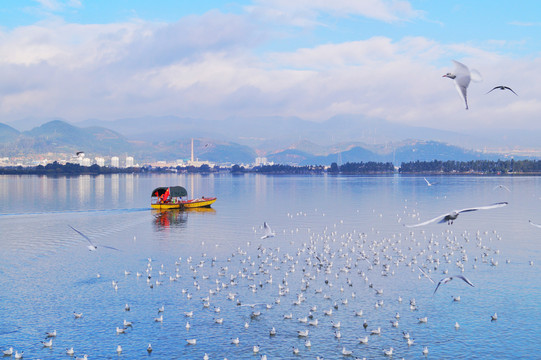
[151,186,217,210]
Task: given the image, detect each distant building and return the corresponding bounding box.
[125,156,134,168]
[111,156,119,167]
[95,157,105,166]
[81,158,91,166]
[255,157,272,166]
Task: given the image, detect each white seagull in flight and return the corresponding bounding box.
[423,177,436,186]
[433,275,474,295]
[529,220,541,229]
[69,225,120,251]
[443,60,482,110]
[261,222,276,239]
[405,202,507,227]
[493,184,511,192]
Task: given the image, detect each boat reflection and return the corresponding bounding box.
[152,207,217,230]
[152,209,188,230]
[184,207,217,214]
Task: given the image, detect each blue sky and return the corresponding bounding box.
[1,0,541,135]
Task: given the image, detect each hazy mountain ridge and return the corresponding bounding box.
[72,114,541,150]
[0,120,135,157]
[0,118,536,164]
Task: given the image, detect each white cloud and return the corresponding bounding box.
[0,9,540,137]
[246,0,423,25]
[32,0,82,12]
[33,0,62,11]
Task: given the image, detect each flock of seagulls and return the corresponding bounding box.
[443,59,517,109]
[3,178,538,358]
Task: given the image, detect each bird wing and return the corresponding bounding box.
[69,225,96,247]
[423,177,431,186]
[457,202,508,214]
[405,213,448,228]
[486,86,500,94]
[433,279,444,295]
[469,69,483,83]
[529,220,541,229]
[452,60,472,85]
[454,82,469,109]
[504,86,518,95]
[454,275,474,287]
[417,266,435,284]
[452,60,469,76]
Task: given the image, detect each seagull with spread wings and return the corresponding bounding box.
[261,222,276,239]
[486,86,518,96]
[424,177,437,186]
[69,225,120,251]
[405,202,508,227]
[433,275,475,295]
[443,60,482,110]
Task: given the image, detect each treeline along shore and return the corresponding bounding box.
[2,159,541,175]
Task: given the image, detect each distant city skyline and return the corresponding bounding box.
[1,1,541,136]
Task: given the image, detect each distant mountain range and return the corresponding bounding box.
[68,114,541,150]
[0,117,536,165]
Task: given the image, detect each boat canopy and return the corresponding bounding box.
[151,186,188,198]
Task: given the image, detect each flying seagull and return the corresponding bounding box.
[443,60,482,110]
[529,220,541,229]
[486,86,518,96]
[261,222,276,239]
[405,202,508,227]
[433,275,474,295]
[493,184,511,192]
[68,225,120,251]
[424,177,436,186]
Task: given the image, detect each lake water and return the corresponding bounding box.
[0,174,540,359]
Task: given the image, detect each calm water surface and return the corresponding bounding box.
[0,174,540,359]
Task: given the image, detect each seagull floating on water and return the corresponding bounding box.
[486,85,518,96]
[433,275,475,295]
[405,202,507,227]
[443,60,482,110]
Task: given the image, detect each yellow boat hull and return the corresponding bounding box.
[151,197,217,210]
[151,203,183,210]
[182,198,217,208]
